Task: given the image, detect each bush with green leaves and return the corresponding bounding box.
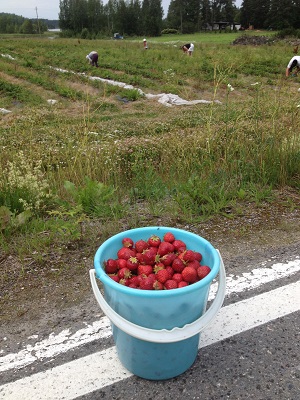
[62,178,124,219]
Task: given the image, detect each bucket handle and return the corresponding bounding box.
[90,250,226,343]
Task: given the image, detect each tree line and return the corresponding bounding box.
[0,13,53,34]
[1,0,300,37]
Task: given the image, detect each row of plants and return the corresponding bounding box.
[0,34,299,258]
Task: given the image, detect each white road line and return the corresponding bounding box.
[1,258,299,373]
[1,281,300,400]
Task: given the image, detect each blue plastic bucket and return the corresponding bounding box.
[91,226,225,380]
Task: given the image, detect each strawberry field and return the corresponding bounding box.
[0,31,300,263]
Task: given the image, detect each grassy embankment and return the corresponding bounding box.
[0,31,299,260]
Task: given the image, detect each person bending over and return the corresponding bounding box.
[86,51,99,67]
[181,43,194,56]
[286,56,300,76]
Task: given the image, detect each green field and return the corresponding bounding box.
[0,31,300,257]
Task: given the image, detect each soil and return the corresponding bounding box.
[0,188,299,352]
[232,35,275,46]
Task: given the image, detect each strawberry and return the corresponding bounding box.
[147,235,161,247]
[172,273,183,283]
[164,279,178,290]
[153,280,164,290]
[135,239,149,253]
[118,267,132,279]
[137,264,153,276]
[147,273,157,284]
[104,258,118,274]
[172,239,186,253]
[153,262,165,273]
[163,232,175,243]
[178,281,189,288]
[165,266,174,277]
[180,250,195,263]
[187,260,201,270]
[156,268,171,284]
[193,251,203,262]
[116,258,127,269]
[139,276,154,290]
[172,257,185,273]
[157,241,174,257]
[160,252,176,266]
[141,248,157,265]
[117,247,136,260]
[128,275,140,287]
[119,278,130,286]
[108,274,119,283]
[126,256,139,271]
[197,265,211,280]
[182,266,198,283]
[122,237,134,248]
[136,252,144,264]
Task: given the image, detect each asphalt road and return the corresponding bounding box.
[1,244,300,400]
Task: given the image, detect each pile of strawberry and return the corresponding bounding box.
[103,231,211,290]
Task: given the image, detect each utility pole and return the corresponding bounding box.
[35,6,41,36]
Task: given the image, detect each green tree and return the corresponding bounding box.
[265,0,294,29]
[142,0,163,36]
[87,0,105,34]
[240,0,270,29]
[20,19,35,34]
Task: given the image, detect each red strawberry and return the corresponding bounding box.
[172,257,185,273]
[119,278,130,286]
[139,276,154,290]
[118,267,132,279]
[117,247,136,260]
[153,262,165,273]
[137,264,153,276]
[178,281,189,288]
[136,252,144,264]
[126,256,139,271]
[153,280,164,290]
[165,266,174,277]
[163,232,175,243]
[135,239,149,253]
[197,265,211,280]
[104,258,118,274]
[116,258,127,269]
[187,260,201,270]
[147,273,157,284]
[156,268,171,284]
[148,235,161,247]
[164,279,178,290]
[109,274,119,283]
[141,248,157,265]
[180,250,195,263]
[157,241,174,257]
[128,275,140,287]
[193,251,203,262]
[172,239,186,253]
[182,266,198,283]
[172,273,183,283]
[160,252,176,266]
[122,237,134,248]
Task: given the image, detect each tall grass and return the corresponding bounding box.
[0,32,299,248]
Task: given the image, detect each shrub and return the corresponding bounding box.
[161,28,179,35]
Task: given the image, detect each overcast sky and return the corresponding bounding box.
[1,1,242,20]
